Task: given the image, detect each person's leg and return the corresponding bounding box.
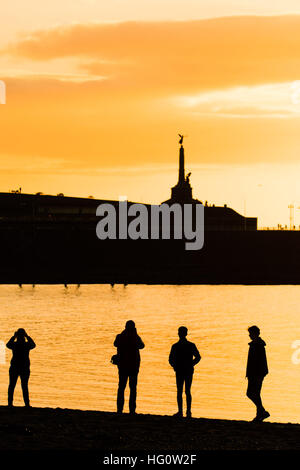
[20,369,30,406]
[128,373,138,414]
[8,367,19,407]
[247,377,264,415]
[185,371,194,416]
[117,369,128,413]
[175,372,184,415]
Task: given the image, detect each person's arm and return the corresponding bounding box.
[137,336,145,349]
[192,344,201,366]
[169,345,176,369]
[114,335,120,348]
[26,335,36,350]
[6,333,16,349]
[257,343,268,376]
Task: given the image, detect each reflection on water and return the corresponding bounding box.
[0,284,299,423]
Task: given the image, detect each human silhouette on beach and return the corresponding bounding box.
[6,328,36,407]
[246,325,270,422]
[114,320,145,414]
[169,326,201,418]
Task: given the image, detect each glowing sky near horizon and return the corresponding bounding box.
[1,2,300,226]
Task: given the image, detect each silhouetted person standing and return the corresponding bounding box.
[169,326,201,418]
[246,325,269,422]
[114,320,144,414]
[6,329,36,407]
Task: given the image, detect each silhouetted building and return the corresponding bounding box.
[163,141,257,231]
[163,144,199,205]
[0,138,256,232]
[4,137,294,285]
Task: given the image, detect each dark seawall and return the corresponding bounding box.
[1,221,300,284]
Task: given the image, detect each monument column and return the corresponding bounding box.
[178,145,185,185]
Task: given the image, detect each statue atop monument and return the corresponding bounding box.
[178,134,184,145]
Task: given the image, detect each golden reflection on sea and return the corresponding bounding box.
[0,284,298,423]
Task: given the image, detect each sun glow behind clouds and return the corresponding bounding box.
[174,82,300,118]
[2,14,300,225]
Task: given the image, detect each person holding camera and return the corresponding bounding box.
[6,328,36,407]
[113,320,144,414]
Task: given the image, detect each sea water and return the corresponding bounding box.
[0,284,298,423]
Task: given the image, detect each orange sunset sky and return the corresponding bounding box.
[2,1,300,227]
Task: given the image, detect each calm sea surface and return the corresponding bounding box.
[0,284,299,423]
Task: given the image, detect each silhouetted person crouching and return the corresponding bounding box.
[169,326,201,418]
[114,320,144,414]
[246,325,269,422]
[7,329,36,407]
